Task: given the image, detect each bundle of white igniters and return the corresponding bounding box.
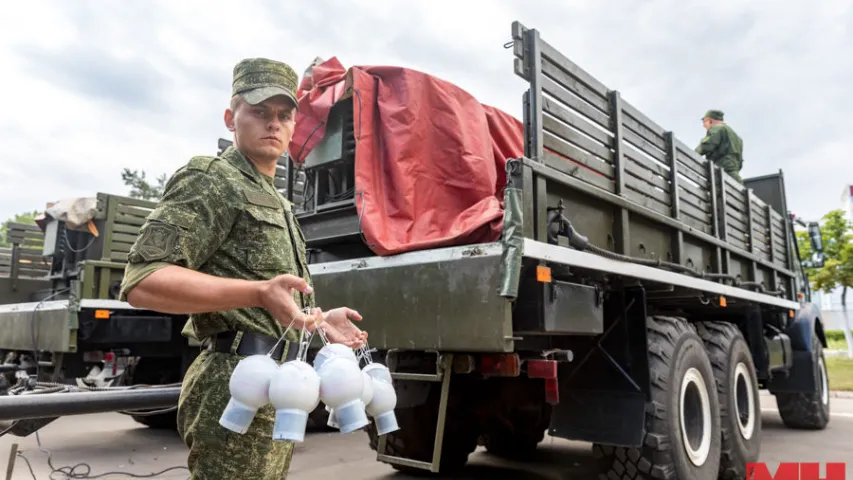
[218,308,399,442]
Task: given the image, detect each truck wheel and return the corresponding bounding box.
[367,377,479,475]
[481,377,552,460]
[307,404,333,431]
[594,316,721,480]
[695,321,761,480]
[128,358,180,430]
[775,334,830,430]
[481,406,551,460]
[130,410,177,429]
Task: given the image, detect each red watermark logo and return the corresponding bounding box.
[747,463,847,480]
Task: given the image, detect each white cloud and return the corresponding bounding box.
[0,0,851,224]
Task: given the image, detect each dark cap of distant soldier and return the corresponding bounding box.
[702,109,724,121]
[232,58,299,108]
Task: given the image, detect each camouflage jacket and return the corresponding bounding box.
[119,146,314,342]
[695,123,744,180]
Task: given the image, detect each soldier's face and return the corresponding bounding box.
[227,95,296,161]
[703,118,711,130]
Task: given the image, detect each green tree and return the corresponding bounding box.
[121,168,167,201]
[0,210,40,248]
[797,209,853,307]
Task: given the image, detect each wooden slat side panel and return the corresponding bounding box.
[539,56,610,114]
[513,23,800,279]
[543,151,616,193]
[542,102,613,160]
[541,77,609,130]
[726,208,749,233]
[622,116,668,159]
[116,204,155,220]
[623,187,670,217]
[543,127,615,179]
[620,102,668,152]
[679,186,711,215]
[675,147,709,184]
[112,224,140,235]
[542,97,612,146]
[112,243,133,254]
[623,145,671,192]
[114,213,146,227]
[624,156,672,197]
[725,191,747,213]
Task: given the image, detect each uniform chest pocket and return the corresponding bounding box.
[242,203,292,273]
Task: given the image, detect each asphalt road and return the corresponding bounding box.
[2,393,852,479]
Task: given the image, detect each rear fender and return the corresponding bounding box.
[786,303,826,351]
[766,302,825,394]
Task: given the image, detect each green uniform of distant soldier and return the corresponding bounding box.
[695,109,744,184]
[120,58,367,479]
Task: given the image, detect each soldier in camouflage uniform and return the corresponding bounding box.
[120,58,367,479]
[695,109,745,184]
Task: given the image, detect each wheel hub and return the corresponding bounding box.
[818,356,829,406]
[679,367,712,467]
[733,362,756,440]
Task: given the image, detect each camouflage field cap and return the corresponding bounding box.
[703,109,724,121]
[232,58,299,107]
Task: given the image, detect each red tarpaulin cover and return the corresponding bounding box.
[289,57,525,256]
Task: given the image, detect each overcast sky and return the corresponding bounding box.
[1,0,850,225]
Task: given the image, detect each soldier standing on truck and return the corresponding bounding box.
[119,58,368,480]
[695,109,744,184]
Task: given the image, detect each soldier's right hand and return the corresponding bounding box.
[257,274,316,330]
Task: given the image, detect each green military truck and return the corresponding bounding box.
[0,193,190,433]
[0,20,833,480]
[285,21,832,480]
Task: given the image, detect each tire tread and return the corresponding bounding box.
[775,335,830,430]
[594,315,719,480]
[695,321,760,480]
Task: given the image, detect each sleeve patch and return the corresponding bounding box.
[136,222,179,261]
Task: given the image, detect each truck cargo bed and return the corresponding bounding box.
[308,231,799,352]
[293,23,800,308]
[0,298,181,353]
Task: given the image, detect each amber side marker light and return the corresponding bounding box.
[536,265,552,283]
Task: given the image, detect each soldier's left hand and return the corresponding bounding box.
[313,307,367,349]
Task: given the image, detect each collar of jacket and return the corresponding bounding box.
[221,145,276,185]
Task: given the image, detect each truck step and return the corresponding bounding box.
[375,353,454,473]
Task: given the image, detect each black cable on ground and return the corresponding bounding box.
[12,278,190,479]
[15,433,190,479]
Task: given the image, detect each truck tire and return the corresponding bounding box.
[131,410,177,429]
[593,316,722,480]
[774,334,830,430]
[307,404,333,431]
[481,377,552,460]
[366,377,479,475]
[695,321,761,480]
[481,406,550,460]
[128,358,180,430]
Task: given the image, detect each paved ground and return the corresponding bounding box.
[2,394,852,479]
